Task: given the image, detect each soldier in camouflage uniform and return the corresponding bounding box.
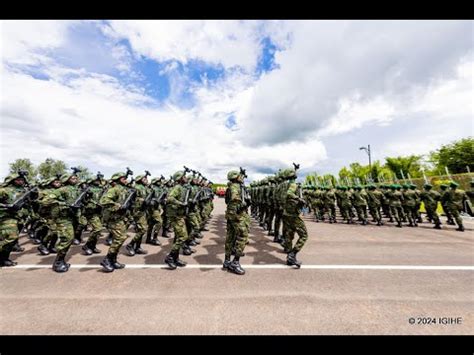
[273,172,287,243]
[184,173,203,248]
[39,173,80,272]
[402,184,418,227]
[352,185,368,225]
[323,186,337,223]
[223,170,249,275]
[281,168,308,268]
[124,174,149,257]
[265,176,276,236]
[439,184,455,225]
[366,184,384,226]
[420,183,441,229]
[338,186,354,224]
[145,176,165,246]
[81,174,106,255]
[164,171,192,270]
[442,181,468,232]
[0,173,27,266]
[99,172,131,272]
[387,184,404,228]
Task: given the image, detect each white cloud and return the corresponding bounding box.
[1,20,473,182]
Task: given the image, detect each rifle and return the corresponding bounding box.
[143,189,156,209]
[2,186,39,211]
[400,170,406,183]
[445,167,453,181]
[71,166,82,175]
[239,167,248,179]
[120,188,137,212]
[184,185,191,214]
[70,186,91,209]
[420,167,428,184]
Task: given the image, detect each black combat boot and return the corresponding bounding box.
[268,229,274,236]
[134,239,148,255]
[222,255,231,270]
[82,242,93,256]
[105,233,113,246]
[38,240,50,255]
[89,240,101,254]
[52,252,69,273]
[182,245,196,255]
[48,235,58,254]
[397,221,402,228]
[100,253,115,273]
[376,221,382,226]
[286,251,301,268]
[165,252,177,269]
[111,253,125,269]
[228,257,245,275]
[0,245,17,267]
[433,224,442,229]
[125,240,136,256]
[72,227,84,245]
[456,225,465,232]
[201,226,209,232]
[196,231,204,238]
[11,240,24,252]
[173,250,187,267]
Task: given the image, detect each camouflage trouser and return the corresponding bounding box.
[317,203,325,220]
[340,205,352,221]
[403,205,418,224]
[147,209,162,238]
[355,205,368,221]
[448,206,463,227]
[108,219,128,254]
[368,205,382,222]
[258,204,266,224]
[51,218,75,254]
[282,215,308,253]
[324,204,336,220]
[390,206,404,223]
[273,208,283,237]
[202,201,213,224]
[265,206,275,230]
[170,215,189,253]
[131,213,147,243]
[84,214,104,244]
[425,205,440,225]
[225,214,249,258]
[0,218,19,252]
[441,203,454,222]
[186,211,200,238]
[382,203,390,218]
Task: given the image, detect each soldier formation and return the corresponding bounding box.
[249,173,472,240]
[1,164,472,274]
[0,167,214,272]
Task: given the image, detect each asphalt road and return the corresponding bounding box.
[1,198,473,334]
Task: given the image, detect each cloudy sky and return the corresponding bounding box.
[0,20,472,182]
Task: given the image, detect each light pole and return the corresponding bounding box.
[359,144,372,180]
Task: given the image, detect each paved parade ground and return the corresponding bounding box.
[1,198,473,335]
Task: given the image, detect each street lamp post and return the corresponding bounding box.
[359,144,372,181]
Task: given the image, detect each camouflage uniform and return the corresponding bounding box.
[420,184,441,228]
[443,182,467,231]
[223,170,249,275]
[0,175,26,266]
[281,168,307,267]
[99,173,131,272]
[82,180,105,255]
[125,176,149,256]
[366,185,384,225]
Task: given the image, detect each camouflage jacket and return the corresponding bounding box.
[0,185,25,220]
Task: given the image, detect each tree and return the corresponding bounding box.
[385,155,422,180]
[37,158,67,180]
[429,137,474,175]
[9,159,37,180]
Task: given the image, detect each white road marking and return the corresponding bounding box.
[5,264,474,270]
